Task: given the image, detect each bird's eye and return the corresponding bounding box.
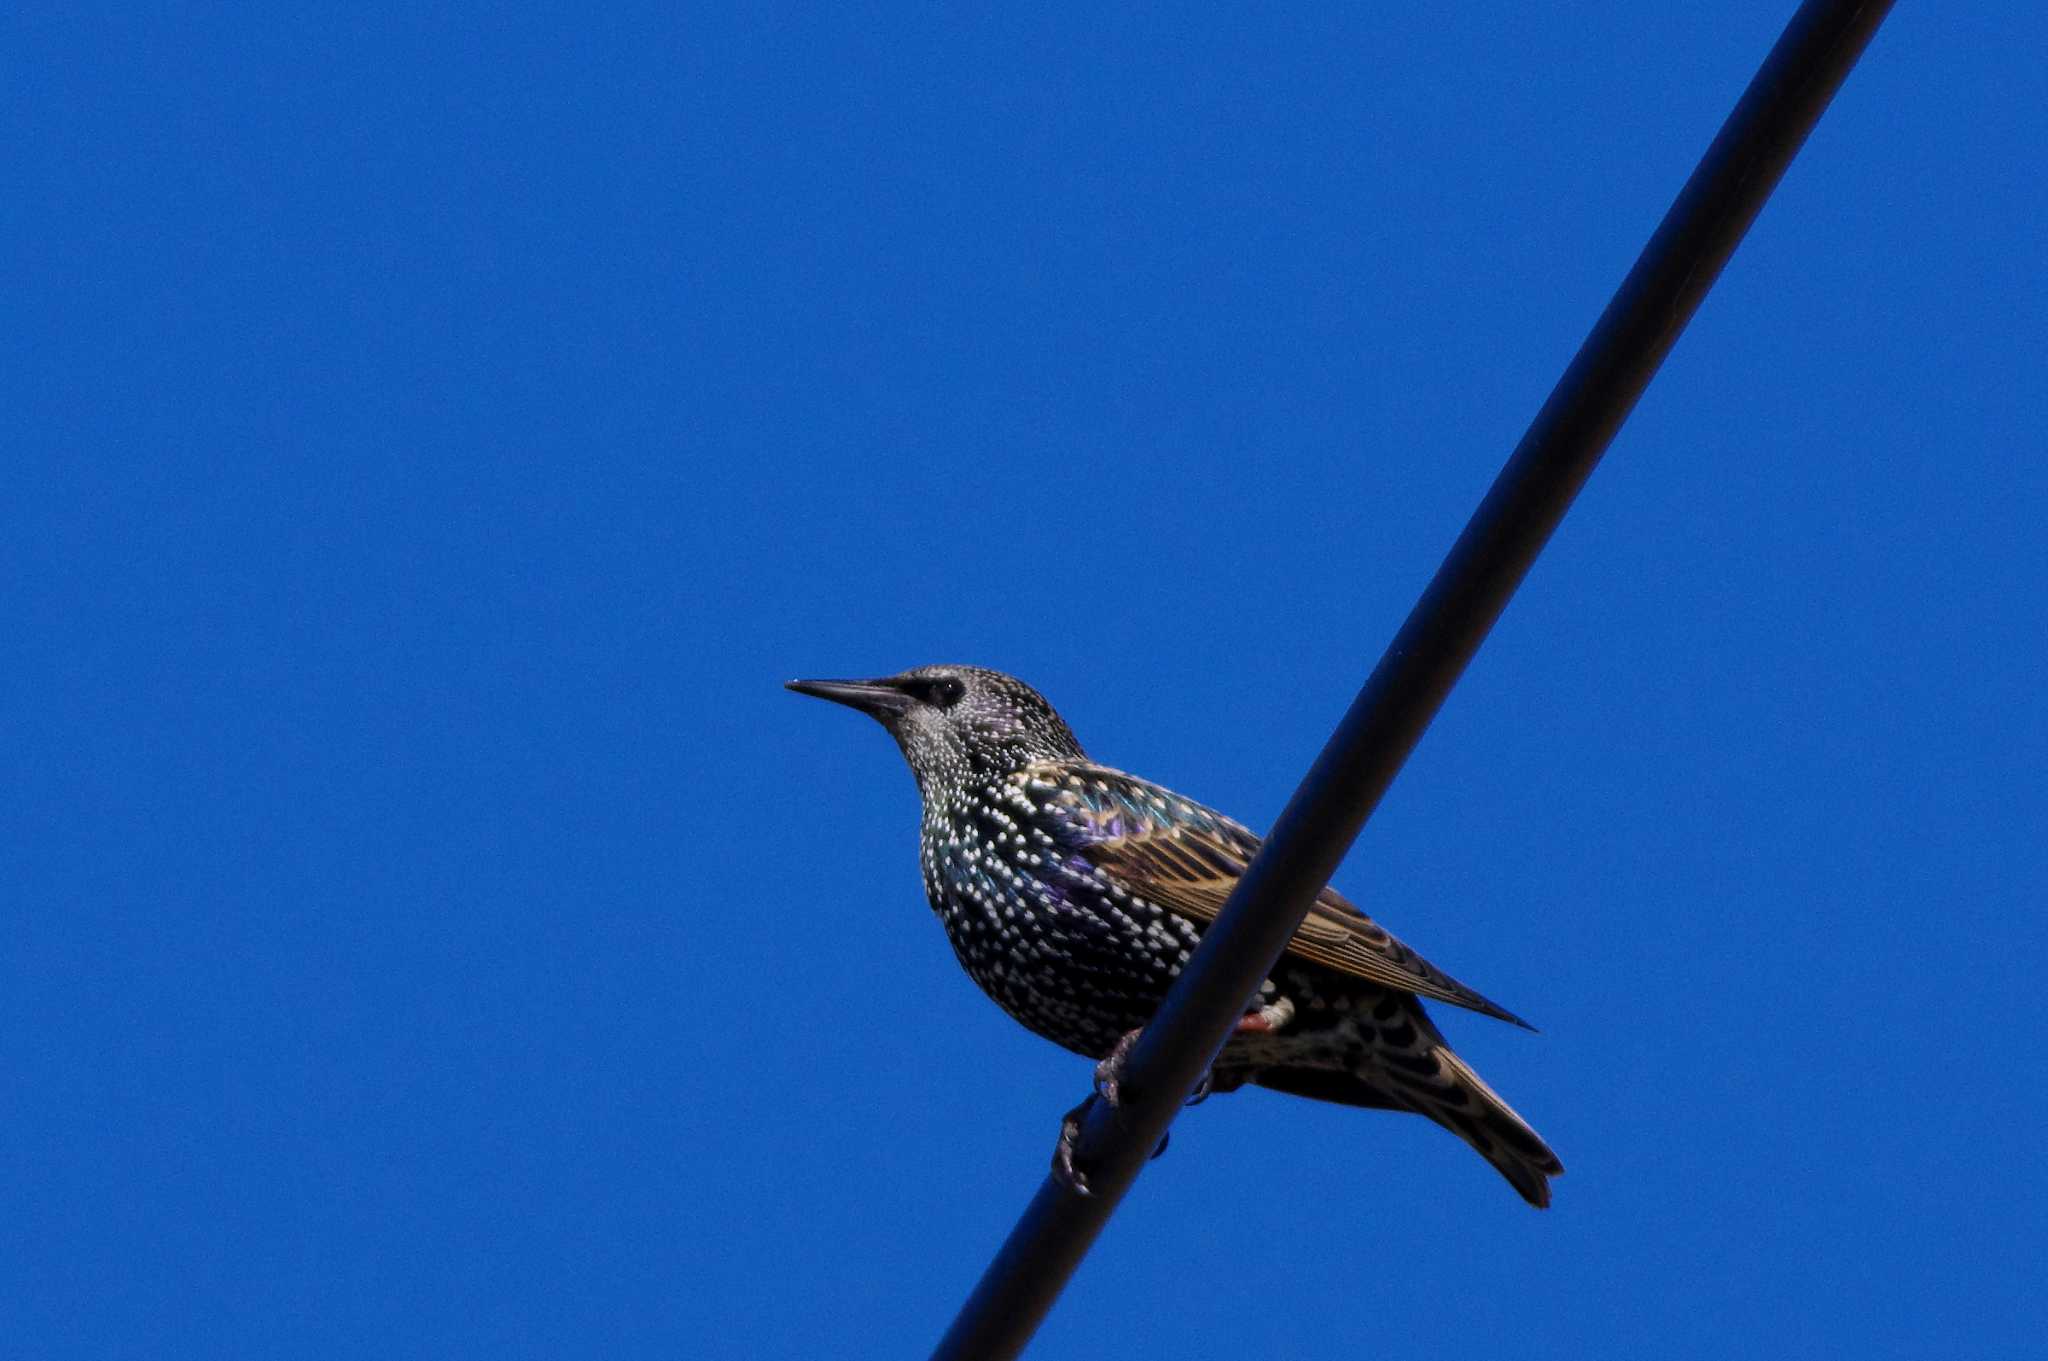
[907,677,967,709]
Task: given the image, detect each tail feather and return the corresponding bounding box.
[1365,998,1563,1209]
[1425,1044,1563,1208]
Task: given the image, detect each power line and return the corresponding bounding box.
[929,3,1896,1357]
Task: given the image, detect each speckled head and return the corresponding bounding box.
[786,665,1086,793]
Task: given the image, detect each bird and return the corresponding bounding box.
[786,664,1562,1207]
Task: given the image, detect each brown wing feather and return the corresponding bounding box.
[1041,762,1533,1029]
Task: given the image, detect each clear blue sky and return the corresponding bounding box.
[9,5,2045,1358]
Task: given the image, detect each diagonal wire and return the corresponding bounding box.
[931,2,1895,1356]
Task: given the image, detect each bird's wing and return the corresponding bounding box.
[1028,762,1533,1029]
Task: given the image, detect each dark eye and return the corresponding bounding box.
[909,676,967,708]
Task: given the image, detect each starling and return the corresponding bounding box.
[787,665,1562,1207]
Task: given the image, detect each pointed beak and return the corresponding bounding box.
[784,676,912,718]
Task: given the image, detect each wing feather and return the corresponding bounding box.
[1029,761,1532,1029]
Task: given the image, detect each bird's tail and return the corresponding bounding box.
[1371,1001,1563,1209]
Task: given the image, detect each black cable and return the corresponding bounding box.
[931,3,1895,1356]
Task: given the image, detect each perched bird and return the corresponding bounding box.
[787,664,1562,1207]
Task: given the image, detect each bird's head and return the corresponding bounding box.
[786,664,1085,794]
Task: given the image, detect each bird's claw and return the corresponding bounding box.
[1051,1094,1172,1197]
[1056,1024,1222,1193]
[1092,1027,1144,1108]
[1053,1097,1096,1196]
[1096,1025,1227,1109]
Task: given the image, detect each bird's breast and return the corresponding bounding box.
[910,783,1211,1056]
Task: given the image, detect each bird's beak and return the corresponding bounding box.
[785,677,912,718]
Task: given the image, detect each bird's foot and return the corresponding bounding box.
[1096,1020,1259,1111]
[1053,1096,1097,1196]
[1051,1094,1172,1198]
[1059,1031,1144,1198]
[1054,1007,1290,1193]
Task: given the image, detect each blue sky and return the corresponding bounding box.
[8,4,2046,1357]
